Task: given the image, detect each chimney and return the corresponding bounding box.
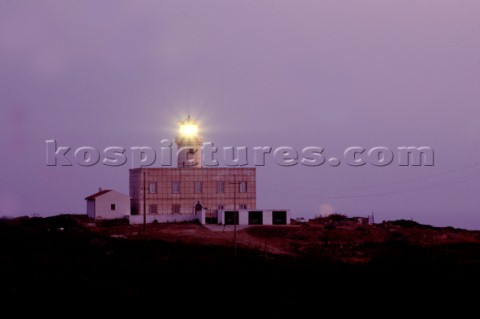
[99,187,103,192]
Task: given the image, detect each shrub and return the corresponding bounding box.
[324,223,336,230]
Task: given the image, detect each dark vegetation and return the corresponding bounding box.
[1,215,479,313]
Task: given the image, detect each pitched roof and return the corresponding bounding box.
[84,189,112,200]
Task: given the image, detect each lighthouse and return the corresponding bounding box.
[127,114,290,225]
[175,116,203,168]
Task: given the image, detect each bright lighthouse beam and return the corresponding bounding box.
[179,123,198,137]
[178,116,198,138]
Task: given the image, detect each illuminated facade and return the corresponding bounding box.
[129,167,256,221]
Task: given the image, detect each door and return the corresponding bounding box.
[272,211,287,225]
[248,211,263,225]
[225,211,239,225]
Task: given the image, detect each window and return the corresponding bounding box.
[149,182,157,194]
[239,181,247,193]
[172,204,180,214]
[194,181,203,193]
[216,181,225,193]
[149,204,158,214]
[218,204,224,210]
[111,204,116,211]
[239,204,247,210]
[172,181,180,194]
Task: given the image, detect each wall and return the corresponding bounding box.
[217,210,224,224]
[129,214,198,225]
[94,190,130,220]
[198,209,206,225]
[239,210,249,225]
[262,210,273,225]
[214,209,290,226]
[86,200,95,219]
[130,167,257,216]
[128,207,291,225]
[175,137,203,168]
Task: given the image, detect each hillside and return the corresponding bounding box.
[1,215,480,312]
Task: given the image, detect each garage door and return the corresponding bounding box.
[248,211,263,225]
[224,211,239,225]
[272,211,287,225]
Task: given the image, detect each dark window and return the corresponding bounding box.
[111,204,116,211]
[149,204,158,214]
[172,204,181,214]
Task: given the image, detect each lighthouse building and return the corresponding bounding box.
[128,116,289,225]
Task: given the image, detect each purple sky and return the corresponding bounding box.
[1,1,480,229]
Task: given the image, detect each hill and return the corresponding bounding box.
[1,215,480,312]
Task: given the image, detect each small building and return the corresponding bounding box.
[85,189,130,220]
[216,209,290,226]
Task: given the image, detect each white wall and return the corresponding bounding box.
[262,210,291,225]
[217,210,224,224]
[215,209,290,225]
[239,210,249,225]
[128,209,291,225]
[176,140,203,168]
[262,210,273,225]
[198,209,206,225]
[94,190,130,220]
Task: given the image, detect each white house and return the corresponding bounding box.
[85,189,130,220]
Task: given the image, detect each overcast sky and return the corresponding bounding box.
[1,0,480,229]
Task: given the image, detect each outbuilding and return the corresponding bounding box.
[85,189,130,220]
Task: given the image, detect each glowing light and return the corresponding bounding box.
[179,116,198,138]
[180,123,198,137]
